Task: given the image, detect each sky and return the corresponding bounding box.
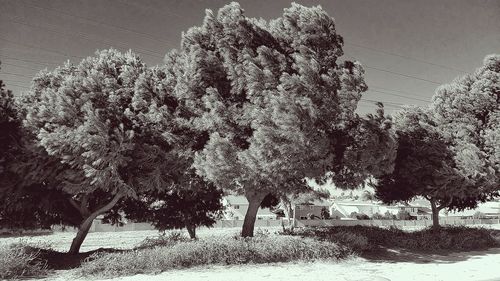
[1,0,499,114]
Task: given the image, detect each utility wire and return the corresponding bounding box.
[0,61,43,72]
[345,42,467,73]
[368,89,429,103]
[0,37,84,60]
[5,83,30,90]
[20,0,176,48]
[0,56,57,67]
[362,65,443,85]
[3,14,166,60]
[1,71,34,79]
[3,78,30,84]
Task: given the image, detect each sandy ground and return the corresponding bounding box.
[45,248,500,281]
[2,225,500,281]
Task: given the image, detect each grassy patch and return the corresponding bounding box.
[289,225,500,253]
[0,242,50,280]
[77,234,351,278]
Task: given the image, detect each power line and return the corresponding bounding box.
[20,0,176,48]
[0,56,57,67]
[368,89,429,103]
[363,65,443,85]
[0,61,43,72]
[5,83,30,90]
[1,71,34,79]
[360,98,405,107]
[3,14,166,60]
[116,0,183,19]
[345,42,467,73]
[0,36,84,60]
[3,78,30,84]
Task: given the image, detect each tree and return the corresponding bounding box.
[0,72,80,231]
[181,3,396,237]
[373,105,496,228]
[373,55,499,229]
[116,171,223,239]
[21,50,185,253]
[396,209,411,220]
[320,207,330,219]
[430,54,499,196]
[361,190,375,201]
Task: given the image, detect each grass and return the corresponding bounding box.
[289,225,500,253]
[0,242,50,280]
[77,233,352,278]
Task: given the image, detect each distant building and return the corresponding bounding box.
[446,201,500,219]
[222,195,278,220]
[329,200,432,220]
[293,199,331,220]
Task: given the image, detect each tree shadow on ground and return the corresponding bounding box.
[361,246,500,264]
[37,247,126,270]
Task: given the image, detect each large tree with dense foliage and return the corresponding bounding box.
[0,72,83,231]
[431,54,499,194]
[175,3,396,236]
[21,50,186,253]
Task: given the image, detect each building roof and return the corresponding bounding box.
[224,195,249,205]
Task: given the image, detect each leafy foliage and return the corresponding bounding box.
[117,172,223,237]
[372,55,499,228]
[172,3,396,236]
[431,54,499,193]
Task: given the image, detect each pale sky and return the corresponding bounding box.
[1,0,499,114]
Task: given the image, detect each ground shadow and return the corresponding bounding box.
[361,246,500,264]
[36,247,126,270]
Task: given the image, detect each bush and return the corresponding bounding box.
[289,225,499,253]
[0,243,49,279]
[396,210,412,220]
[349,212,371,220]
[77,235,351,278]
[135,231,190,249]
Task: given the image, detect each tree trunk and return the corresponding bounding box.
[280,197,293,231]
[241,190,268,237]
[186,224,196,239]
[429,198,440,229]
[68,192,123,254]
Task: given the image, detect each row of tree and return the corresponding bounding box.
[1,2,498,254]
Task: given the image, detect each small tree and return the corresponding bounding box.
[373,55,499,229]
[472,211,487,219]
[320,207,330,219]
[119,172,223,239]
[383,211,396,220]
[396,210,411,220]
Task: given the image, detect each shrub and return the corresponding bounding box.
[472,211,487,219]
[0,243,49,279]
[289,225,498,253]
[135,231,190,249]
[396,210,412,220]
[77,235,351,278]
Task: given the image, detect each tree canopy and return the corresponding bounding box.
[176,3,396,236]
[372,55,499,228]
[431,54,499,193]
[21,49,187,253]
